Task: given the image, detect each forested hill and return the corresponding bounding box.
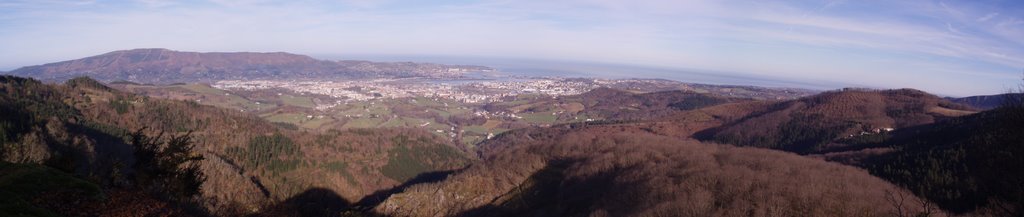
[5,48,491,83]
[694,88,977,154]
[375,119,933,216]
[0,76,472,216]
[669,87,1022,215]
[848,98,1024,215]
[2,74,1020,216]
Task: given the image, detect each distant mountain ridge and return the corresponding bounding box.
[950,93,1024,110]
[5,48,492,83]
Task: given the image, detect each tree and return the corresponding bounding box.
[129,128,206,201]
[1001,72,1024,111]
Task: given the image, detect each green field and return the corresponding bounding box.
[429,108,452,118]
[260,112,336,129]
[379,117,429,128]
[264,113,310,124]
[463,125,490,134]
[300,117,335,129]
[520,112,558,123]
[180,83,224,94]
[176,84,267,111]
[337,102,390,116]
[280,94,315,108]
[342,117,384,129]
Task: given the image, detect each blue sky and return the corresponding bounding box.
[1,0,1022,96]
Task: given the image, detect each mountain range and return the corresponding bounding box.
[949,93,1024,110]
[4,49,1013,103]
[4,48,491,83]
[1,49,1022,217]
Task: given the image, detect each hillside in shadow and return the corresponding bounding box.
[374,124,936,216]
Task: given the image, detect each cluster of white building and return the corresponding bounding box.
[213,80,383,101]
[468,79,596,96]
[212,78,605,105]
[473,110,522,119]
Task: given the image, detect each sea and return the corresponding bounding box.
[316,54,844,90]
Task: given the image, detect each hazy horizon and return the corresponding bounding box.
[2,0,1023,96]
[0,49,1009,97]
[315,53,856,89]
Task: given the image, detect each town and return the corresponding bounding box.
[212,77,604,104]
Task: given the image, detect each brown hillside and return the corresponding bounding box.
[696,88,977,154]
[0,76,473,215]
[375,125,934,217]
[483,87,739,122]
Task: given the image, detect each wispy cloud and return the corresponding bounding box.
[0,0,1021,96]
[938,1,964,16]
[978,12,999,22]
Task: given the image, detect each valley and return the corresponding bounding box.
[0,49,1020,217]
[4,1,1023,216]
[111,74,813,150]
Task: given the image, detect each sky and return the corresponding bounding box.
[0,0,1023,96]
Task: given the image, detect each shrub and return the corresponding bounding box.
[129,128,205,201]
